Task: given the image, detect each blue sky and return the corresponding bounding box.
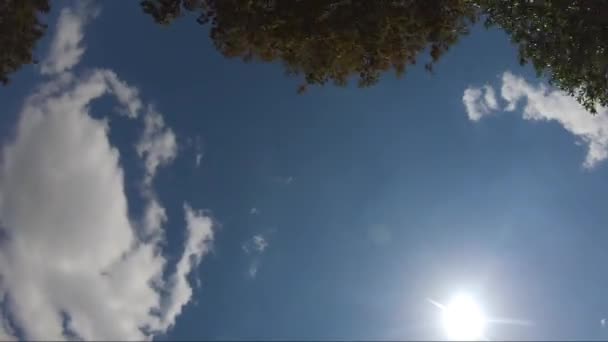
[2,1,608,341]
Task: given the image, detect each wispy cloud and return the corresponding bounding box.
[195,153,203,167]
[104,72,142,118]
[462,85,499,121]
[272,175,294,185]
[193,135,204,168]
[242,234,269,254]
[159,204,213,331]
[40,2,97,75]
[0,4,212,340]
[136,106,178,184]
[464,71,608,168]
[242,234,269,278]
[248,260,261,278]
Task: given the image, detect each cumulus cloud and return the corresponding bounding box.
[242,234,269,278]
[41,2,97,75]
[462,85,499,121]
[0,4,213,340]
[0,71,156,340]
[501,72,608,168]
[136,106,178,184]
[464,71,608,168]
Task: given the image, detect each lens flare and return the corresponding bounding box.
[441,293,486,341]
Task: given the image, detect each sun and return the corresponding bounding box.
[441,293,486,341]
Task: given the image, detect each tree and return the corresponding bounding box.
[479,0,608,113]
[141,0,479,92]
[2,0,607,114]
[0,0,49,85]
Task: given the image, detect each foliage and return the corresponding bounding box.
[141,0,478,92]
[480,0,608,113]
[0,0,49,85]
[2,0,607,114]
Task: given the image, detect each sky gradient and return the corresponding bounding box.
[2,1,608,341]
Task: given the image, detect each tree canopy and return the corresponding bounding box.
[1,0,607,114]
[141,0,608,111]
[479,0,608,113]
[141,0,478,92]
[0,0,49,85]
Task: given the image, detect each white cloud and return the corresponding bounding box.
[104,72,142,118]
[0,4,213,340]
[249,207,259,215]
[192,136,203,168]
[464,72,608,168]
[462,85,499,121]
[484,85,498,110]
[247,260,260,278]
[242,234,268,254]
[0,71,158,340]
[41,3,97,75]
[242,234,269,278]
[158,204,213,330]
[141,197,167,241]
[136,106,178,184]
[195,153,203,167]
[252,235,268,252]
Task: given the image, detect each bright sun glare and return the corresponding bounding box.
[441,293,486,341]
